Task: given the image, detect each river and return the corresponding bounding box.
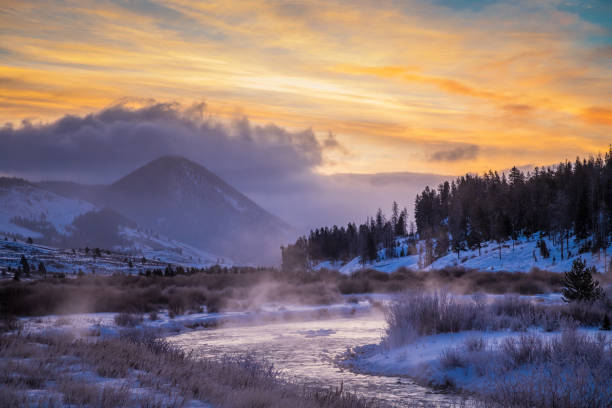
[168,311,465,407]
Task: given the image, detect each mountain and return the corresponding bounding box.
[40,156,293,264]
[103,156,292,264]
[0,177,223,267]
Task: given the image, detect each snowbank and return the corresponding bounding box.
[316,234,611,274]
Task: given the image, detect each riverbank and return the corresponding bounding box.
[0,329,379,408]
[341,292,612,408]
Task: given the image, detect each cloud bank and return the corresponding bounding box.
[0,101,451,233]
[0,101,335,187]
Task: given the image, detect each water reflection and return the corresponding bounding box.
[168,313,463,407]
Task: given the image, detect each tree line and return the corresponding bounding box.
[415,149,612,264]
[282,148,612,271]
[281,202,414,271]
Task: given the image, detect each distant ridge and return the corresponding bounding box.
[39,156,293,264]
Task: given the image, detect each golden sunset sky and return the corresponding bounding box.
[1,0,611,176]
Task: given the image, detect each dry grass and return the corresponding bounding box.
[0,266,566,319]
[383,292,612,348]
[0,330,380,408]
[435,330,612,408]
[114,312,144,327]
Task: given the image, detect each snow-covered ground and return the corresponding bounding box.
[119,227,229,267]
[0,178,232,272]
[0,180,94,238]
[343,328,612,386]
[0,237,228,276]
[316,234,611,274]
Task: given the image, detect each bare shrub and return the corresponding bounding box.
[464,336,486,352]
[0,386,27,408]
[0,314,22,333]
[114,312,143,327]
[436,329,612,408]
[384,292,612,348]
[383,292,481,348]
[57,378,99,406]
[500,334,547,367]
[439,348,465,370]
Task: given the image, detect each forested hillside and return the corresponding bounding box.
[415,149,612,260]
[282,149,612,271]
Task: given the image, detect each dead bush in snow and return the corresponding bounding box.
[435,329,612,408]
[383,292,610,348]
[114,312,143,327]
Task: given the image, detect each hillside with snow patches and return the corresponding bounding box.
[316,234,611,274]
[0,178,94,239]
[0,236,226,276]
[0,177,230,270]
[41,156,293,265]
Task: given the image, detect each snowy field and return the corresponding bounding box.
[316,234,611,274]
[340,291,612,407]
[0,237,228,277]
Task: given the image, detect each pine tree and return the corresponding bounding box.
[20,255,30,276]
[562,258,603,302]
[601,315,611,331]
[391,201,399,234]
[366,230,377,263]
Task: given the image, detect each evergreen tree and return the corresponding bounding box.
[20,255,30,276]
[601,315,611,331]
[562,258,603,302]
[391,201,399,234]
[38,261,46,276]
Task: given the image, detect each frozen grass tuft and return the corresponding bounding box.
[0,330,380,408]
[114,312,144,327]
[456,330,612,408]
[383,292,610,348]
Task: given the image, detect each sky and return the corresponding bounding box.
[0,0,611,228]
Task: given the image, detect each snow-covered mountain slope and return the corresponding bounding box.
[119,226,228,266]
[0,178,229,268]
[0,178,94,239]
[43,156,293,264]
[315,234,611,275]
[0,237,224,276]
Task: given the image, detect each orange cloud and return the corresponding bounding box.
[0,0,610,176]
[580,107,612,126]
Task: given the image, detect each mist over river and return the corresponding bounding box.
[168,313,464,407]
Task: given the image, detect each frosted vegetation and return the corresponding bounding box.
[439,330,612,408]
[376,290,612,407]
[0,330,377,408]
[383,291,611,348]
